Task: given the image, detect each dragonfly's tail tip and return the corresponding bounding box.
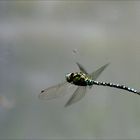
[137,92,140,96]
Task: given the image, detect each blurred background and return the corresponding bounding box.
[0,1,140,139]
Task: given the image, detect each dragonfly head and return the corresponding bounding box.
[66,73,74,83]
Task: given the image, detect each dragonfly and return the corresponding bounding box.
[39,62,140,107]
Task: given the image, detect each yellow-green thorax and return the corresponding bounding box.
[66,72,92,86]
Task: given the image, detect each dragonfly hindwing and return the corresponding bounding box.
[90,63,110,80]
[65,86,86,107]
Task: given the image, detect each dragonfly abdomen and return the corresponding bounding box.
[92,80,140,95]
[66,72,140,95]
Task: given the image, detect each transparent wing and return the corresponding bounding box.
[39,81,70,100]
[65,86,87,107]
[90,63,110,80]
[76,62,88,74]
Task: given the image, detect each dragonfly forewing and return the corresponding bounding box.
[76,62,88,74]
[39,82,70,100]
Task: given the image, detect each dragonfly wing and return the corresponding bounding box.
[90,63,110,80]
[65,86,87,107]
[76,62,88,74]
[39,82,70,100]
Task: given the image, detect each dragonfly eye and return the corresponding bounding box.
[66,73,74,82]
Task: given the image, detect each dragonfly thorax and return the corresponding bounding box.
[66,72,92,86]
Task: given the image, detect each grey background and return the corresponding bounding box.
[0,1,140,139]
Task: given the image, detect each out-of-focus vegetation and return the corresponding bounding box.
[0,1,140,139]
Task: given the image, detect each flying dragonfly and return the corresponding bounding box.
[39,63,140,107]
